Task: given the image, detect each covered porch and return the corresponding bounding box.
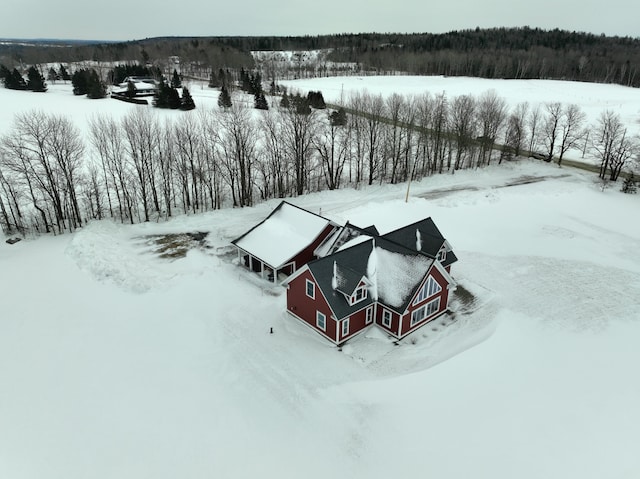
[236,247,295,284]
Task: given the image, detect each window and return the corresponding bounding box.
[350,286,367,305]
[438,248,447,262]
[414,276,442,305]
[306,279,315,299]
[365,306,373,325]
[316,311,326,331]
[411,297,441,326]
[382,309,392,328]
[342,318,350,337]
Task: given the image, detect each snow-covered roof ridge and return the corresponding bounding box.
[232,201,336,268]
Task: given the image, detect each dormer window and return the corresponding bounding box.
[350,285,367,305]
[438,247,447,262]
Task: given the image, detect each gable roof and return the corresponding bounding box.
[232,201,336,268]
[306,241,376,320]
[297,214,457,318]
[382,218,458,267]
[333,262,366,297]
[306,235,438,318]
[382,217,444,256]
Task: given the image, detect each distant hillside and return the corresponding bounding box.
[2,28,640,86]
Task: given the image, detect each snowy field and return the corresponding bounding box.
[1,77,640,478]
[2,75,640,142]
[281,75,640,140]
[1,159,640,478]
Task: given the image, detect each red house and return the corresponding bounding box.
[232,201,339,283]
[284,219,458,344]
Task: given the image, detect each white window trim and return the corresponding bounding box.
[342,318,350,337]
[316,311,326,331]
[411,297,441,327]
[365,306,373,325]
[350,285,367,305]
[306,279,315,299]
[438,248,447,262]
[413,276,442,305]
[382,309,392,328]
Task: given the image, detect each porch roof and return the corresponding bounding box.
[232,201,334,269]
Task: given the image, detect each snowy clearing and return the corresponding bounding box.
[1,75,640,478]
[1,156,640,478]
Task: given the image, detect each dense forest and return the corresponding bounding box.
[2,27,640,86]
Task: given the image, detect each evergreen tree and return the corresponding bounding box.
[280,91,290,109]
[180,86,196,110]
[0,64,10,80]
[292,92,311,114]
[72,69,89,95]
[153,82,169,107]
[308,90,326,109]
[110,64,153,84]
[168,86,181,109]
[171,69,182,88]
[86,70,106,99]
[26,66,47,92]
[218,85,232,109]
[251,71,262,95]
[126,80,136,98]
[329,107,347,126]
[47,67,60,83]
[254,92,268,110]
[4,68,26,90]
[59,64,70,81]
[153,82,180,109]
[621,173,637,193]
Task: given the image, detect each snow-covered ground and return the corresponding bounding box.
[1,158,640,478]
[281,75,640,140]
[3,75,640,141]
[1,76,640,478]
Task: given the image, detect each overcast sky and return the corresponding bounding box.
[4,0,639,41]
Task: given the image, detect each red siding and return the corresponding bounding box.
[338,304,374,343]
[286,269,337,342]
[376,306,400,337]
[400,265,450,338]
[288,225,336,271]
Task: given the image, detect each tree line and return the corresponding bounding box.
[2,28,640,87]
[0,89,637,236]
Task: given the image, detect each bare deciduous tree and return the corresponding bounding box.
[557,104,587,166]
[592,110,638,181]
[542,102,563,162]
[476,90,507,166]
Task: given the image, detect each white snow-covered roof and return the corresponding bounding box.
[234,202,333,268]
[337,234,372,252]
[374,246,433,308]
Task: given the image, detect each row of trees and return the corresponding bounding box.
[0,90,637,236]
[0,65,47,91]
[154,83,196,110]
